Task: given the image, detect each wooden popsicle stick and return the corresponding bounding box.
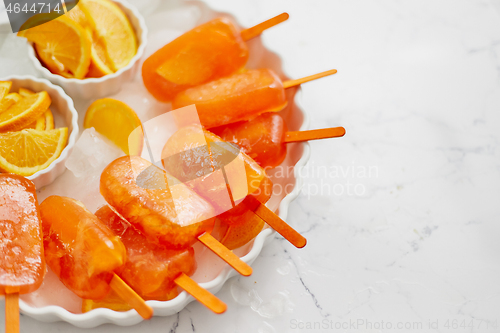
[246,196,307,248]
[174,273,227,314]
[198,233,253,277]
[284,127,346,143]
[283,69,338,89]
[109,274,153,319]
[5,293,19,333]
[240,12,289,41]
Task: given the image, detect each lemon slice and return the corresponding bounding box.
[0,128,68,176]
[0,91,51,132]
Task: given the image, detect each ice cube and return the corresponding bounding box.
[39,128,125,213]
[0,34,38,77]
[65,128,124,178]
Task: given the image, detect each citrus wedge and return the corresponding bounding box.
[18,14,91,79]
[84,98,142,155]
[44,109,55,130]
[0,81,12,100]
[0,128,68,176]
[18,87,35,97]
[82,0,137,71]
[65,2,113,77]
[66,1,95,30]
[0,93,22,113]
[24,110,54,130]
[86,29,114,77]
[24,115,45,130]
[0,91,51,132]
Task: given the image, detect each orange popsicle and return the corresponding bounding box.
[172,68,338,129]
[172,69,285,129]
[212,113,346,168]
[100,156,216,250]
[162,126,306,248]
[39,196,127,300]
[212,112,287,167]
[95,206,196,301]
[0,175,45,333]
[142,14,288,102]
[162,125,273,223]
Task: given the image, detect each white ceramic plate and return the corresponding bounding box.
[18,0,311,327]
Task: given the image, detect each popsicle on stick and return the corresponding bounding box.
[161,126,306,248]
[142,13,289,102]
[212,113,345,167]
[39,196,153,319]
[100,156,252,276]
[0,175,45,333]
[172,68,338,129]
[93,206,227,313]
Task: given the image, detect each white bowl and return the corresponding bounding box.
[1,75,79,188]
[24,0,148,99]
[18,1,312,327]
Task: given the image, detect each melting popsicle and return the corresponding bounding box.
[95,205,196,301]
[142,13,289,102]
[100,155,253,276]
[161,125,273,217]
[212,113,346,168]
[0,175,45,333]
[90,206,227,313]
[39,195,153,319]
[161,125,306,248]
[172,68,337,128]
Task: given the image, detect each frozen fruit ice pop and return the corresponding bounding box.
[142,18,249,102]
[212,112,287,168]
[95,205,196,301]
[39,196,126,299]
[0,174,45,295]
[172,69,287,129]
[162,126,273,225]
[100,156,216,249]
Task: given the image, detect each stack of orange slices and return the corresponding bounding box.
[17,0,137,79]
[0,81,68,176]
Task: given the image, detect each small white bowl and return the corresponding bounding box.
[24,0,148,99]
[1,75,79,189]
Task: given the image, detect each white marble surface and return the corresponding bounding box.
[2,0,500,332]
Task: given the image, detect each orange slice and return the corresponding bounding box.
[24,110,54,130]
[82,0,137,71]
[86,29,114,77]
[18,88,35,97]
[24,115,45,130]
[0,128,68,176]
[66,1,95,30]
[65,2,113,78]
[0,91,51,132]
[44,109,55,130]
[0,93,22,113]
[0,81,12,100]
[84,98,142,155]
[17,88,54,130]
[18,14,91,79]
